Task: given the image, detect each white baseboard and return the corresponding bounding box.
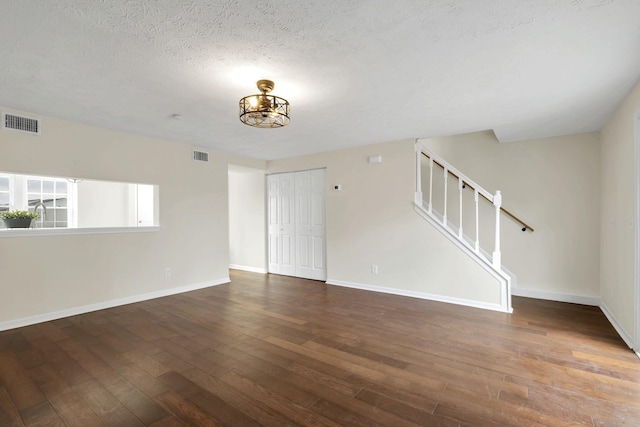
[229,264,267,274]
[0,277,230,332]
[326,279,510,313]
[511,288,601,306]
[600,303,634,349]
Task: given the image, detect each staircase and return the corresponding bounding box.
[413,139,514,313]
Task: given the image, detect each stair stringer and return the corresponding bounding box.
[413,201,513,313]
[430,206,518,289]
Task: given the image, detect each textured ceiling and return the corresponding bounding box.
[1,1,639,160]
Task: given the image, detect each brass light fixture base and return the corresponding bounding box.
[256,79,275,93]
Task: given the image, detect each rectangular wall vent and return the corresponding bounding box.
[193,150,209,162]
[2,113,41,135]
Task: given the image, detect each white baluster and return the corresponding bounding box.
[414,142,423,205]
[428,157,433,213]
[474,190,479,252]
[458,179,463,239]
[492,190,502,269]
[442,167,448,226]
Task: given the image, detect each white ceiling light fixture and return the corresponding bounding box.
[239,80,290,128]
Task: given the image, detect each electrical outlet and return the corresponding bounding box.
[165,267,171,277]
[371,264,378,274]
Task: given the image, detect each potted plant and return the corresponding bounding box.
[1,210,39,229]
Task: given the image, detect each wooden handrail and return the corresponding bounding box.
[421,152,534,232]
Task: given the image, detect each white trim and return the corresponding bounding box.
[325,279,510,313]
[414,204,509,282]
[0,277,230,332]
[600,303,634,349]
[413,202,512,312]
[511,288,601,306]
[634,109,640,353]
[266,166,327,177]
[229,264,267,274]
[0,226,161,238]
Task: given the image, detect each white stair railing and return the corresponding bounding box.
[413,140,512,312]
[415,141,503,268]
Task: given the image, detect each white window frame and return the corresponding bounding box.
[0,174,77,229]
[0,173,14,215]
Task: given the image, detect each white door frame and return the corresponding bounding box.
[634,109,640,357]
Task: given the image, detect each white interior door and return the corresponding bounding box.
[295,169,326,280]
[267,169,326,280]
[267,173,296,276]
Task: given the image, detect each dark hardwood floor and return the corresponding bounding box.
[1,269,639,426]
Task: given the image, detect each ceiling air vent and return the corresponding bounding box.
[2,113,41,135]
[193,149,209,162]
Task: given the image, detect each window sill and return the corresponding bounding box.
[0,226,161,238]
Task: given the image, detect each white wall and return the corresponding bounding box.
[600,80,640,346]
[228,166,266,272]
[77,180,135,228]
[268,139,504,310]
[422,131,601,302]
[0,106,265,326]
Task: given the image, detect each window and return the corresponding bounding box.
[27,177,70,228]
